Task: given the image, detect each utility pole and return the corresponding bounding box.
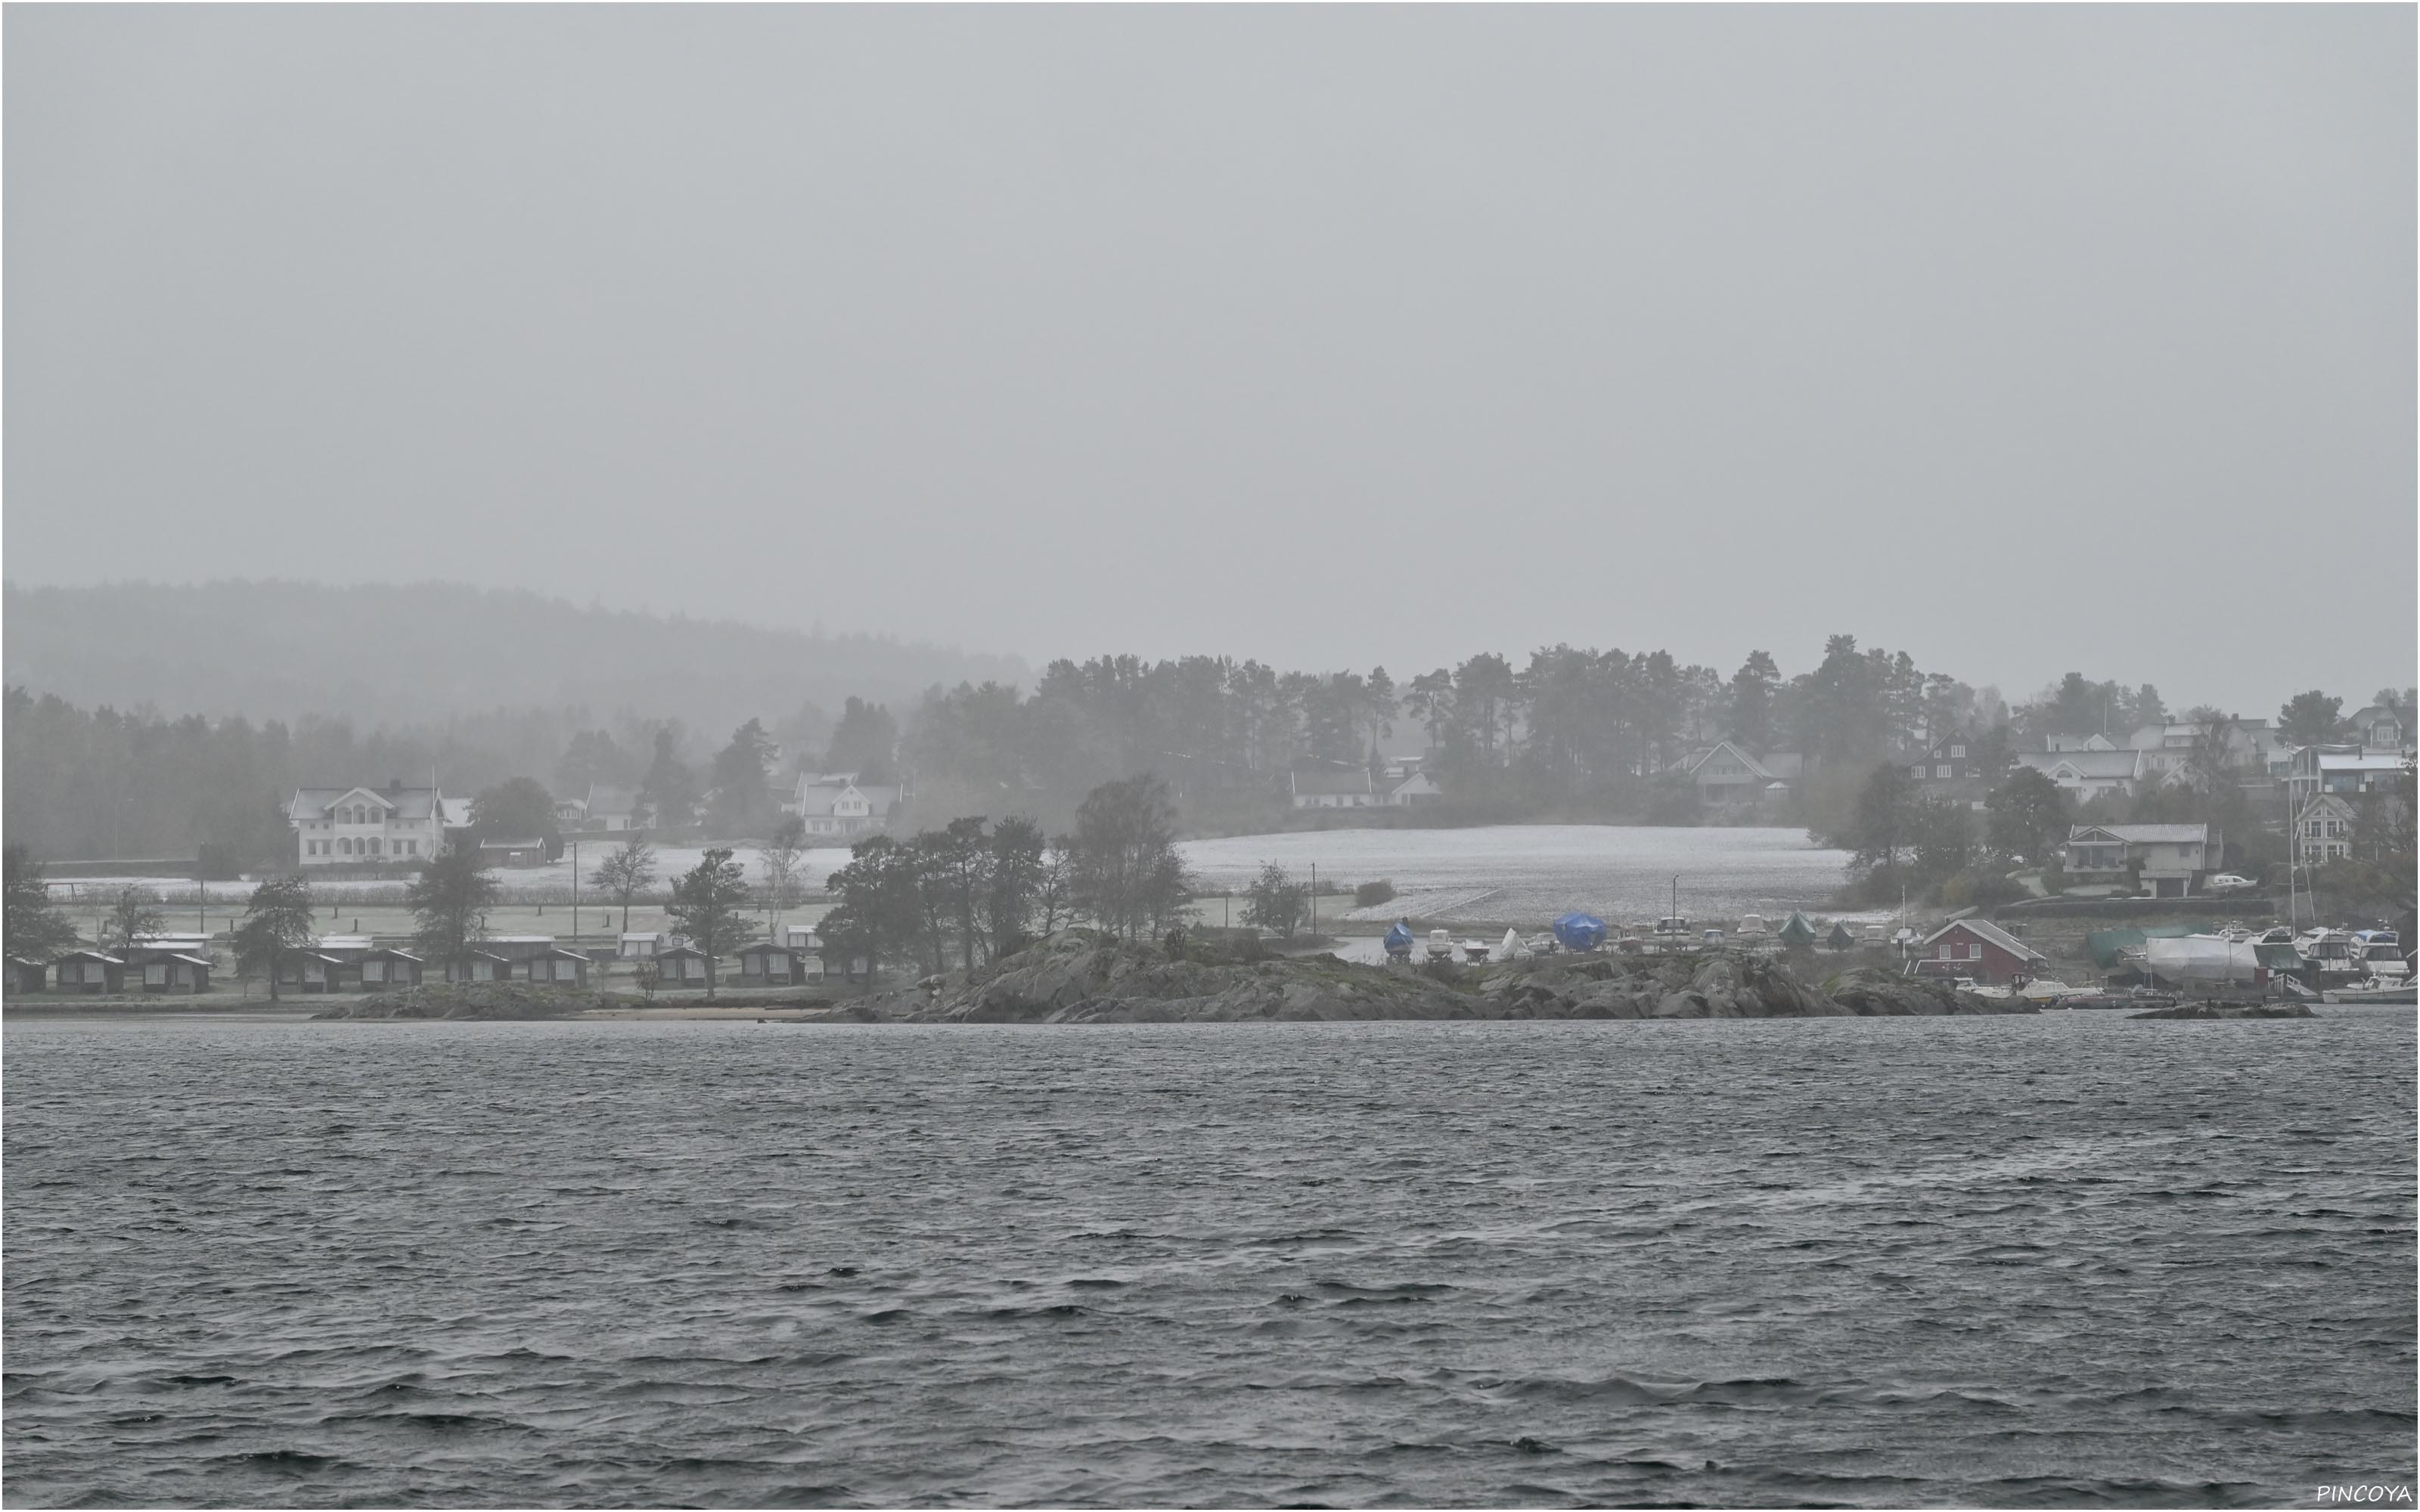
[571,839,580,944]
[1310,863,1317,940]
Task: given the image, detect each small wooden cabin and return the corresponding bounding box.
[736,942,813,985]
[7,956,49,993]
[359,948,426,988]
[520,946,590,987]
[284,952,355,993]
[53,950,128,993]
[653,944,712,987]
[446,949,514,984]
[137,953,214,993]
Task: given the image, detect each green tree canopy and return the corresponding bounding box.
[666,847,759,997]
[2278,690,2345,747]
[826,697,900,785]
[1069,774,1190,943]
[1241,861,1308,939]
[4,844,79,959]
[1986,767,2074,866]
[233,874,317,1002]
[709,719,780,836]
[470,776,562,859]
[410,846,501,967]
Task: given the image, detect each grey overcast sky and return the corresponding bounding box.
[6,5,2412,713]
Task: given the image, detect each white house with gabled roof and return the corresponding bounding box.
[1676,742,1804,805]
[288,781,448,866]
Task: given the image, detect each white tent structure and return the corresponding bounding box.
[1502,928,1525,959]
[2144,935,2264,985]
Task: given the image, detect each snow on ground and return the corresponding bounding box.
[51,826,1859,930]
[1177,825,1855,926]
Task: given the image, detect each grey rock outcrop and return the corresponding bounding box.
[839,933,2037,1025]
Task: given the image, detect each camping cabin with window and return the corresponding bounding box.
[52,950,127,993]
[358,949,425,987]
[737,942,817,984]
[137,953,213,993]
[654,944,712,986]
[520,947,591,986]
[445,949,513,984]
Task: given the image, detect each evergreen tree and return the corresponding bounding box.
[1985,767,2073,866]
[232,874,316,1002]
[665,847,758,998]
[409,846,501,969]
[637,726,699,830]
[2278,690,2344,747]
[4,844,79,959]
[708,718,779,835]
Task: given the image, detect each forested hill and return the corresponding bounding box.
[2,581,1028,730]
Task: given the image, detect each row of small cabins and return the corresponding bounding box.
[7,929,831,995]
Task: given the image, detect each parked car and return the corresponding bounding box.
[2204,873,2258,894]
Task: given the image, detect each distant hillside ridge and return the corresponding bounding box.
[2,579,1028,731]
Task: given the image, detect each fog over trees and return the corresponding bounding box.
[1,581,1025,732]
[16,592,2400,870]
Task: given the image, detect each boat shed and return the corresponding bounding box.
[1917,918,2049,986]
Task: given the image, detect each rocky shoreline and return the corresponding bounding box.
[838,931,2034,1024]
[313,984,585,1021]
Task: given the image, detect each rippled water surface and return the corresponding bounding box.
[7,1013,2413,1507]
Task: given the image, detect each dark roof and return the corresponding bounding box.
[1291,768,1373,796]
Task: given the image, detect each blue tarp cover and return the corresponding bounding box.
[1382,922,1415,953]
[1552,912,1608,951]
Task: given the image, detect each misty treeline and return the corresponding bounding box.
[2,581,1025,733]
[0,685,833,866]
[908,636,2046,832]
[7,628,2399,867]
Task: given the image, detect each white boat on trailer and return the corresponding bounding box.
[2321,977,2418,1005]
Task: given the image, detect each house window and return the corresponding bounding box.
[1937,764,1952,779]
[1950,745,1965,758]
[1911,766,1925,778]
[145,962,167,985]
[1966,942,1981,961]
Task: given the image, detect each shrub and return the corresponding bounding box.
[1354,879,1397,908]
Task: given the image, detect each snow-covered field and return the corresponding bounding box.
[1177,825,1855,926]
[50,826,1857,930]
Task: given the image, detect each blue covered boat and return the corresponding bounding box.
[1551,911,1608,952]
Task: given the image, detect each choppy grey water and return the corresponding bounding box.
[6,1012,2413,1508]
